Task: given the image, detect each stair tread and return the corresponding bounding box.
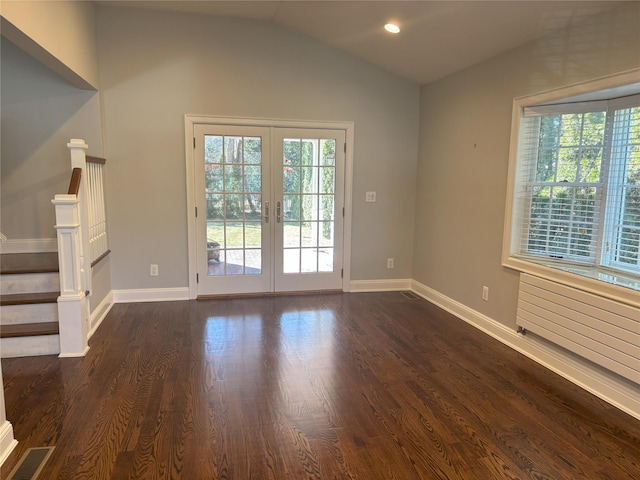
[0,321,59,338]
[1,252,59,274]
[1,291,60,306]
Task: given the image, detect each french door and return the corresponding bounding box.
[194,124,345,295]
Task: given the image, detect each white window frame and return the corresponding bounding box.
[502,69,640,308]
[601,104,640,274]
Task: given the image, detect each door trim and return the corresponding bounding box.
[185,115,354,299]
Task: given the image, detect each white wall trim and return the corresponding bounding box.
[0,420,17,467]
[0,420,18,465]
[0,238,57,254]
[112,288,190,303]
[411,279,640,420]
[349,278,412,292]
[58,346,90,358]
[88,291,114,338]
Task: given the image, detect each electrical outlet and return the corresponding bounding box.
[387,258,394,269]
[150,264,159,276]
[482,286,489,301]
[366,191,377,202]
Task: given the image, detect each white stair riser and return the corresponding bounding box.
[1,272,59,294]
[0,303,58,325]
[0,335,60,358]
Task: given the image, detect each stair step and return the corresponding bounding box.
[1,272,60,295]
[0,254,63,357]
[0,291,59,306]
[0,322,59,338]
[0,252,58,274]
[1,334,60,358]
[0,303,58,325]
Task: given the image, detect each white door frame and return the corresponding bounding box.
[185,115,354,299]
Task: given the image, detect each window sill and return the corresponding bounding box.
[503,255,640,308]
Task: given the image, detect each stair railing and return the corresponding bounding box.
[51,139,109,357]
[86,156,109,267]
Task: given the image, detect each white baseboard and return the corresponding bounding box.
[58,346,90,358]
[88,291,114,338]
[112,287,190,303]
[0,420,17,467]
[411,280,640,420]
[349,278,412,292]
[0,238,57,254]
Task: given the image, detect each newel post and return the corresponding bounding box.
[67,138,92,295]
[52,194,89,356]
[50,138,91,357]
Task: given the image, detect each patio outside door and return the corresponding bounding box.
[273,128,345,292]
[194,124,345,296]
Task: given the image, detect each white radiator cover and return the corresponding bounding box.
[517,274,639,385]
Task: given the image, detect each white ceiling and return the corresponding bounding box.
[100,1,626,85]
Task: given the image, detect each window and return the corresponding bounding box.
[604,105,640,272]
[504,78,640,296]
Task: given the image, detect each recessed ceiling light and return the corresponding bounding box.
[384,23,400,34]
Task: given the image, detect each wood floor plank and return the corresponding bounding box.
[2,292,639,479]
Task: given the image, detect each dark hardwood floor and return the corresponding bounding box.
[2,293,639,479]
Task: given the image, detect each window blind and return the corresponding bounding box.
[513,96,640,277]
[602,104,640,273]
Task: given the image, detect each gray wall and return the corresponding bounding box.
[413,2,640,329]
[96,7,420,290]
[0,38,103,240]
[1,0,100,89]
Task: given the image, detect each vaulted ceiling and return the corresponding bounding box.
[101,1,625,84]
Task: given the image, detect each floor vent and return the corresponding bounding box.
[7,447,54,480]
[400,291,419,300]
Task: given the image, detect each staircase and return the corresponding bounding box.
[0,252,61,357]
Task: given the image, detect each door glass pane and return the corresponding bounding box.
[226,250,244,275]
[246,249,261,274]
[281,137,337,274]
[321,140,336,165]
[205,136,223,163]
[244,194,261,218]
[301,139,318,166]
[320,168,334,194]
[244,166,261,192]
[283,248,300,273]
[224,137,242,163]
[224,166,242,192]
[283,194,299,219]
[284,222,299,247]
[320,222,334,247]
[301,248,318,272]
[207,221,225,248]
[244,137,262,164]
[319,248,334,272]
[204,134,262,277]
[283,166,299,193]
[301,222,316,247]
[205,164,223,191]
[244,223,261,248]
[224,197,244,226]
[284,139,301,165]
[206,194,224,221]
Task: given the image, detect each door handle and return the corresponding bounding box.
[277,201,282,223]
[264,201,270,223]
